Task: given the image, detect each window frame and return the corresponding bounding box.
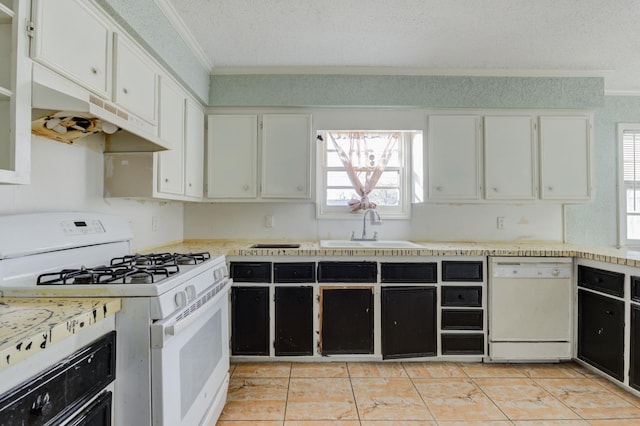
[315,130,415,219]
[618,123,640,247]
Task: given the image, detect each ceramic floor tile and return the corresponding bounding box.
[587,420,640,425]
[511,421,590,425]
[351,377,433,421]
[232,362,292,378]
[284,421,361,425]
[474,377,580,421]
[217,421,284,426]
[590,376,640,408]
[535,378,640,419]
[290,362,349,377]
[412,378,507,421]
[219,377,289,421]
[359,421,436,425]
[432,422,514,425]
[285,378,358,421]
[347,362,407,377]
[402,362,467,378]
[460,363,528,378]
[514,363,587,379]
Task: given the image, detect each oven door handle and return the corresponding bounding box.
[151,279,231,348]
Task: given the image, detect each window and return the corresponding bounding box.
[620,124,640,245]
[316,130,421,218]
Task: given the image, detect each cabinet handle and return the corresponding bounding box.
[457,294,464,300]
[547,186,553,191]
[123,88,129,94]
[188,183,192,187]
[30,393,52,416]
[165,178,169,183]
[90,67,98,75]
[597,327,604,334]
[492,187,498,192]
[604,310,614,316]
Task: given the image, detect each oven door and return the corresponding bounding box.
[150,279,231,426]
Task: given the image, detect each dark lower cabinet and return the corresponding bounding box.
[231,286,269,355]
[578,289,625,381]
[631,305,640,391]
[275,287,313,356]
[381,286,436,359]
[321,288,374,354]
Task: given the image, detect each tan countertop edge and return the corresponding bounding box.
[0,298,121,372]
[145,239,640,268]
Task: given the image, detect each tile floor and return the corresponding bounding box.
[217,361,640,425]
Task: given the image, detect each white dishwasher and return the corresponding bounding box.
[489,257,573,361]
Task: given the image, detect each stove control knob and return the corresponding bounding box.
[185,285,196,302]
[175,291,187,308]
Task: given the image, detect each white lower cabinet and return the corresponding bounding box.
[206,113,312,201]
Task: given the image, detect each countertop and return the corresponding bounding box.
[145,240,640,267]
[0,298,121,371]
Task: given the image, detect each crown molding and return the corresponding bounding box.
[154,0,213,72]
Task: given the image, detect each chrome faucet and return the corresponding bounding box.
[351,208,382,241]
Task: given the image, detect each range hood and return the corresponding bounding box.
[31,64,169,152]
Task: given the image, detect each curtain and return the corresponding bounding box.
[328,131,399,212]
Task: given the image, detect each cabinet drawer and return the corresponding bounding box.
[230,262,272,282]
[442,261,483,282]
[380,262,437,283]
[441,309,483,330]
[578,265,624,298]
[0,331,116,425]
[274,262,316,283]
[441,333,484,355]
[441,286,482,307]
[317,261,377,283]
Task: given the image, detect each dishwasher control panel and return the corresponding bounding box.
[491,259,572,279]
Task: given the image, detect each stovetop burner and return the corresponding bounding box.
[36,252,212,285]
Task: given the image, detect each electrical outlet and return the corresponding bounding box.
[265,215,274,228]
[152,216,160,232]
[496,216,505,230]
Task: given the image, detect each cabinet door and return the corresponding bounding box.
[207,115,258,198]
[484,116,536,199]
[631,305,640,391]
[156,78,184,195]
[231,287,269,355]
[539,116,591,200]
[0,0,30,184]
[275,287,313,356]
[184,99,204,198]
[113,33,158,124]
[320,288,373,354]
[427,115,481,200]
[31,0,111,97]
[261,114,312,199]
[381,287,436,359]
[577,289,625,381]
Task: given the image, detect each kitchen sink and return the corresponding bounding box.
[319,240,423,249]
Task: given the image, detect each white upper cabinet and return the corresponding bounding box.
[539,116,591,200]
[0,0,30,184]
[484,116,536,200]
[184,98,204,198]
[156,77,184,196]
[427,115,482,200]
[31,0,111,98]
[113,33,157,124]
[261,114,311,199]
[207,114,258,199]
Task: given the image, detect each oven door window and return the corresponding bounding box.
[151,291,230,426]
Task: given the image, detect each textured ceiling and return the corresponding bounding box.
[167,0,640,93]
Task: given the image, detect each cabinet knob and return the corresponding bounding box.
[188,183,192,187]
[242,185,249,191]
[30,393,52,416]
[123,88,129,94]
[493,187,498,192]
[436,186,443,191]
[547,186,553,191]
[90,67,98,75]
[297,185,304,191]
[165,178,169,183]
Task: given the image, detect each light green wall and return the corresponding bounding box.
[209,75,604,108]
[565,96,640,247]
[97,0,210,103]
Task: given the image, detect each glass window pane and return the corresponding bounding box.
[627,188,640,213]
[375,170,400,187]
[628,215,640,240]
[327,171,353,187]
[369,189,400,206]
[326,189,358,206]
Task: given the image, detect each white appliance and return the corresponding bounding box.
[0,212,231,426]
[489,257,573,361]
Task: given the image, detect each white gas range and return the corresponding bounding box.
[0,212,231,426]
